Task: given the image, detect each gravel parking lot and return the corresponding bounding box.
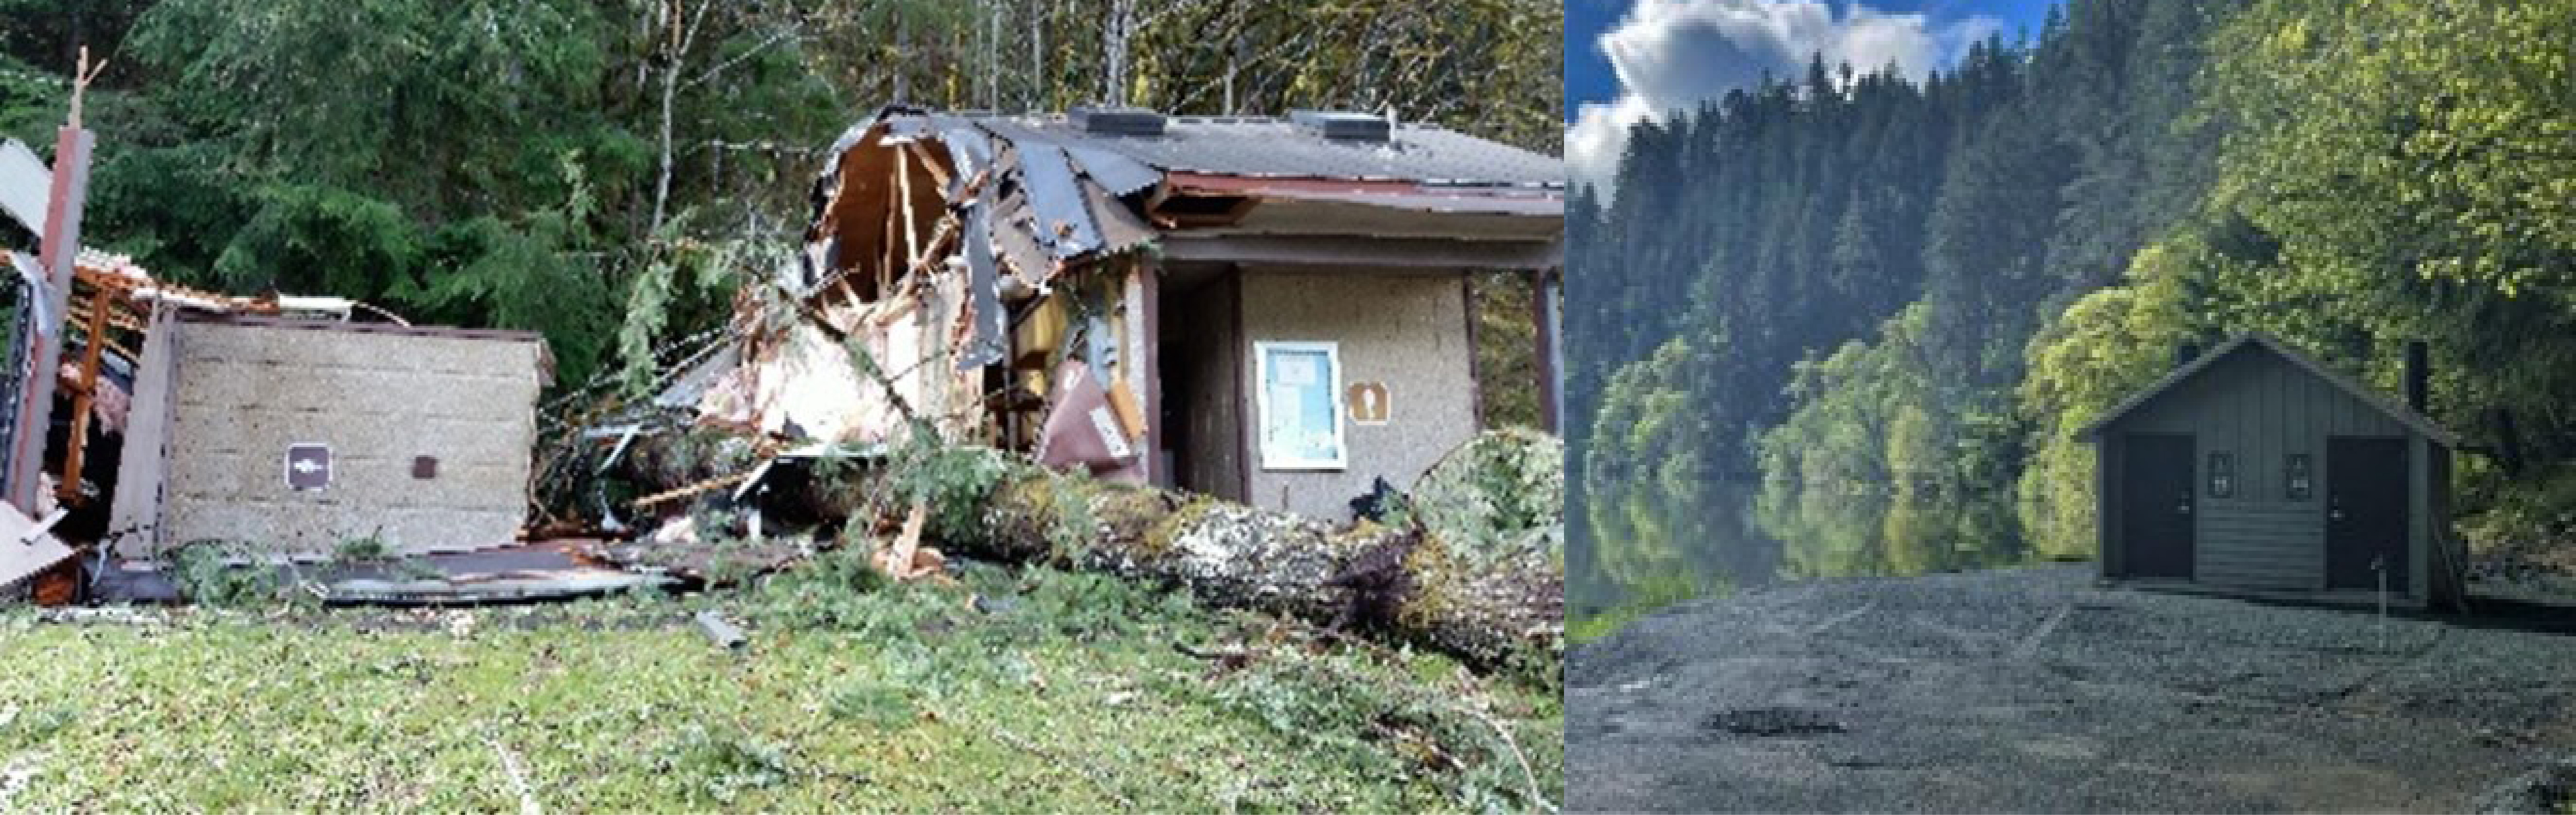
[1569,565,2576,813]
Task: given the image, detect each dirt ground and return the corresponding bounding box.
[1568,564,2576,813]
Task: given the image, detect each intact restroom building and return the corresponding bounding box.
[2078,333,2463,608]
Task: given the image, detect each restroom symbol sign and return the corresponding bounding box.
[1346,382,1391,426]
[285,444,332,491]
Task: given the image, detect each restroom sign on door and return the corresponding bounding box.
[1346,382,1391,426]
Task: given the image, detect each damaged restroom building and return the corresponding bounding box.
[0,129,572,602]
[0,249,552,601]
[668,105,1565,520]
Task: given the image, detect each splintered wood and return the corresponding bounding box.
[871,502,950,584]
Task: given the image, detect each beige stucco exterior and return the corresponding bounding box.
[1230,269,1477,519]
[112,315,546,560]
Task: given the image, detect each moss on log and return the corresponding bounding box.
[969,468,1563,671]
[615,434,1563,672]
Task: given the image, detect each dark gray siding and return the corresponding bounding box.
[2109,348,2408,592]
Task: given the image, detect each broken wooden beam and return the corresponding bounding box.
[629,470,759,510]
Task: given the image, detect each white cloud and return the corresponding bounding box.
[1567,0,2003,196]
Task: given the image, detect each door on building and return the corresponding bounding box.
[2121,433,2197,579]
[2326,436,2410,592]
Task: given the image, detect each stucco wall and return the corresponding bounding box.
[129,318,544,560]
[1237,270,1475,520]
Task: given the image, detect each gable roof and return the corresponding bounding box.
[2075,332,2459,447]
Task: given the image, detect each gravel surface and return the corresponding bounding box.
[1569,565,2576,813]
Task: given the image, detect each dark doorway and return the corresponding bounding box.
[1157,272,1246,502]
[2120,433,2196,579]
[2326,436,2410,592]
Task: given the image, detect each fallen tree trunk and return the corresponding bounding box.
[616,431,1564,672]
[969,468,1564,672]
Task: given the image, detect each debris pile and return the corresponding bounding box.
[0,102,1565,672]
[570,105,1567,668]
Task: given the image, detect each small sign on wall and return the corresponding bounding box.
[1255,342,1346,470]
[1347,381,1391,426]
[285,444,331,491]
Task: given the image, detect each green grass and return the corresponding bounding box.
[1568,600,1684,645]
[0,558,1560,812]
[1568,574,1714,645]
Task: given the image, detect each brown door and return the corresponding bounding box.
[2120,433,2196,579]
[2326,437,2410,592]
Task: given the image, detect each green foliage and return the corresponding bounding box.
[1568,588,1696,645]
[884,425,1010,544]
[0,562,1557,811]
[1471,272,1546,429]
[2459,465,2576,556]
[1572,0,2271,622]
[2203,0,2576,483]
[616,229,755,394]
[2015,238,2218,559]
[0,702,78,748]
[661,723,795,805]
[826,681,917,729]
[1411,428,1563,568]
[1581,336,1718,563]
[0,0,1558,411]
[331,533,391,564]
[1210,642,1558,813]
[733,550,930,638]
[166,541,292,608]
[105,0,636,385]
[1579,0,2576,616]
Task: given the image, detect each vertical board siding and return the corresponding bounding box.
[2112,348,2408,592]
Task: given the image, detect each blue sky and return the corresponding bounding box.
[1566,0,2063,188]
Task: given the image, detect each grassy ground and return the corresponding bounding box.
[1568,603,1663,645]
[0,555,1561,812]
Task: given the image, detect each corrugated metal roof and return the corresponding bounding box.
[968,115,1563,188]
[805,107,1565,306]
[1015,142,1098,259]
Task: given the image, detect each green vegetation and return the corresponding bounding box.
[0,561,1560,812]
[0,0,1560,422]
[1571,0,2576,635]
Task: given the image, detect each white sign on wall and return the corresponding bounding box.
[285,444,331,491]
[1255,342,1346,470]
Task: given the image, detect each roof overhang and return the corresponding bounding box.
[1155,171,1562,240]
[1156,233,1561,271]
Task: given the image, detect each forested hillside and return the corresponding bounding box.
[0,0,1559,403]
[1570,0,2576,623]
